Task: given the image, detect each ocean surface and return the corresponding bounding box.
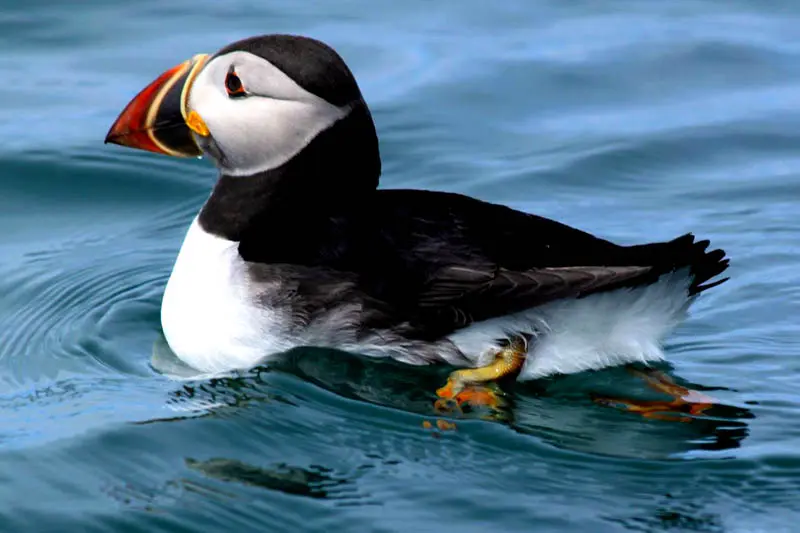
[1,1,799,531]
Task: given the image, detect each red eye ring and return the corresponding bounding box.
[225,70,246,97]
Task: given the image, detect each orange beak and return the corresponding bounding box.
[105,54,209,157]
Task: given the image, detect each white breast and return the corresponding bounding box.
[161,218,293,373]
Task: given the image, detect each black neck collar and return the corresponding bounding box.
[198,103,380,241]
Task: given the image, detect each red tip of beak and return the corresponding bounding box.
[105,61,191,154]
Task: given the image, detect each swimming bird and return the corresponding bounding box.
[105,34,729,414]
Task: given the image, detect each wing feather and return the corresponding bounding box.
[417,264,652,330]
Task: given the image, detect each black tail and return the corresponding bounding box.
[627,233,730,295]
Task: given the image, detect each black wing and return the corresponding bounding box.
[237,189,729,338]
[362,190,728,337]
[417,264,652,330]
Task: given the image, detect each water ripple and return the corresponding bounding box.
[1,1,800,530]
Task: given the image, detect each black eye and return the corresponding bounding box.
[225,70,246,98]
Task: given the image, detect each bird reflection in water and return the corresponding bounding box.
[152,337,753,459]
[184,459,357,501]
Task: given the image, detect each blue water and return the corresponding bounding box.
[1,1,799,531]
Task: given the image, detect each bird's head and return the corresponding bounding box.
[106,34,380,186]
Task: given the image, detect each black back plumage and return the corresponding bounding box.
[207,183,729,340]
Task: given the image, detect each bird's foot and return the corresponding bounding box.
[434,334,527,416]
[593,368,717,422]
[434,381,508,413]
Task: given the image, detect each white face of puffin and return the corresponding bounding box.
[187,51,350,176]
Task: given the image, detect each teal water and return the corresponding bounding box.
[1,1,799,531]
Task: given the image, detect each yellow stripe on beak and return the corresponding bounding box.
[105,53,210,157]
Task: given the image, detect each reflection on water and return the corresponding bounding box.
[185,458,359,501]
[152,336,753,460]
[608,499,727,533]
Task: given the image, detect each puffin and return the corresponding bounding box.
[105,34,729,414]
